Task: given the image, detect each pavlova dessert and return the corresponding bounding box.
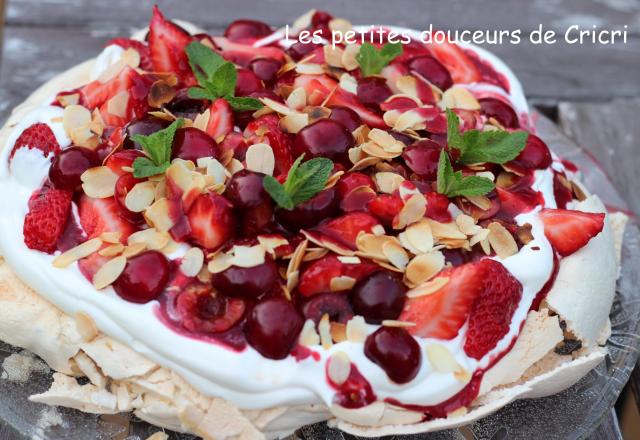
[0,6,628,439]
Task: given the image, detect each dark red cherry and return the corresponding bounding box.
[164,89,207,120]
[249,58,283,84]
[507,134,552,172]
[364,326,421,384]
[124,116,170,150]
[479,98,519,129]
[402,139,442,181]
[301,292,354,324]
[311,10,333,28]
[357,77,392,108]
[225,170,270,209]
[114,173,144,222]
[329,106,362,132]
[175,283,246,333]
[275,187,338,230]
[336,172,375,198]
[212,255,279,298]
[49,147,99,190]
[293,119,354,164]
[245,298,304,360]
[286,41,322,61]
[172,127,217,162]
[408,55,453,91]
[113,251,170,303]
[105,150,145,176]
[224,19,272,42]
[351,271,406,324]
[235,68,264,97]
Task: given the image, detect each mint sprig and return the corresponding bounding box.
[445,109,528,165]
[132,118,183,178]
[263,155,334,210]
[185,41,263,112]
[436,150,495,198]
[356,42,403,77]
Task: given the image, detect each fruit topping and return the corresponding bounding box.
[293,119,354,164]
[275,187,338,231]
[212,255,278,298]
[298,254,379,297]
[479,98,519,129]
[539,208,605,257]
[78,195,136,241]
[175,282,246,333]
[187,192,236,250]
[364,326,421,384]
[245,298,304,360]
[408,55,453,91]
[402,139,442,180]
[148,5,195,84]
[10,123,60,160]
[506,133,552,173]
[124,116,170,150]
[329,106,362,132]
[49,147,99,190]
[301,292,354,324]
[23,183,72,253]
[224,19,272,42]
[171,127,217,162]
[113,250,171,303]
[351,271,406,324]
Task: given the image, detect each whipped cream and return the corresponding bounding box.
[0,30,557,411]
[90,45,125,81]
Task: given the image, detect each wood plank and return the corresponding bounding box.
[558,98,640,217]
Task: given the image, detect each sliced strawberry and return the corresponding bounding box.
[336,172,375,199]
[176,282,246,333]
[187,193,236,250]
[77,252,110,283]
[425,192,453,223]
[212,36,285,67]
[23,183,72,253]
[292,74,337,106]
[10,123,60,160]
[244,114,293,175]
[148,5,195,85]
[464,259,522,359]
[400,261,484,339]
[426,39,481,84]
[539,208,605,257]
[367,193,403,227]
[206,98,233,141]
[81,66,143,109]
[326,88,387,129]
[107,38,153,71]
[218,131,249,161]
[105,150,145,176]
[78,195,136,242]
[312,212,382,250]
[496,187,543,219]
[298,254,379,297]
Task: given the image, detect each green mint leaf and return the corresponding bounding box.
[356,42,403,77]
[132,157,170,178]
[263,175,295,210]
[185,41,226,85]
[445,109,464,151]
[436,150,494,198]
[131,118,183,177]
[226,96,264,112]
[187,87,217,100]
[207,62,237,97]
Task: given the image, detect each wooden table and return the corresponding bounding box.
[0,0,638,438]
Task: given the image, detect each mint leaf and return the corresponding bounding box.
[185,41,226,85]
[132,118,183,178]
[436,150,495,198]
[445,109,528,165]
[263,155,334,210]
[356,42,403,77]
[227,96,264,112]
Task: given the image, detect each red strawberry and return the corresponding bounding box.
[336,172,375,199]
[425,192,453,223]
[426,39,481,84]
[292,74,336,105]
[212,36,285,67]
[218,131,249,161]
[148,6,196,84]
[368,194,403,227]
[206,98,233,141]
[187,193,236,250]
[244,114,293,175]
[10,123,60,160]
[77,252,110,282]
[464,259,522,359]
[23,183,72,253]
[106,38,153,71]
[105,150,145,176]
[78,195,136,242]
[312,212,382,250]
[298,254,379,297]
[400,261,484,339]
[539,208,605,257]
[81,66,144,109]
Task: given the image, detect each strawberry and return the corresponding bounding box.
[292,74,336,105]
[400,261,484,339]
[312,212,382,250]
[539,208,605,257]
[464,260,522,359]
[206,98,233,141]
[425,39,481,84]
[425,192,453,223]
[244,114,293,175]
[298,254,379,297]
[10,123,60,160]
[23,183,72,253]
[148,5,196,85]
[106,38,153,71]
[218,131,248,161]
[81,66,143,109]
[77,252,110,283]
[367,193,403,227]
[187,193,236,250]
[336,172,375,199]
[105,150,145,176]
[212,36,285,67]
[78,195,136,242]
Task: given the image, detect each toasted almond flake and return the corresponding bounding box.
[469,228,490,247]
[286,270,299,292]
[180,247,205,277]
[341,43,360,71]
[394,109,426,132]
[257,235,288,255]
[63,104,92,136]
[382,319,416,328]
[327,351,351,385]
[202,158,227,185]
[245,143,275,175]
[480,236,491,255]
[98,243,125,257]
[407,276,450,298]
[323,45,345,68]
[99,231,122,244]
[371,224,385,236]
[285,87,307,111]
[280,112,309,134]
[395,76,419,99]
[296,63,325,75]
[374,172,405,194]
[166,161,193,192]
[324,170,345,190]
[488,222,518,258]
[128,228,170,250]
[346,316,367,342]
[476,171,495,181]
[427,219,467,240]
[227,158,245,175]
[337,256,361,264]
[404,220,434,253]
[93,256,127,290]
[356,233,394,260]
[207,252,233,274]
[301,231,355,256]
[393,193,427,229]
[318,314,333,349]
[192,109,211,132]
[339,73,358,94]
[368,128,397,149]
[124,181,156,213]
[299,319,320,346]
[58,93,80,107]
[426,343,464,375]
[230,245,266,268]
[456,214,482,236]
[405,252,445,286]
[144,198,175,232]
[302,247,329,262]
[260,97,293,115]
[305,106,332,124]
[439,237,470,250]
[496,172,518,188]
[382,240,409,270]
[466,195,493,211]
[440,87,480,110]
[106,91,129,117]
[330,276,357,292]
[122,242,147,258]
[517,223,534,245]
[349,155,380,172]
[331,322,347,343]
[148,80,176,108]
[80,166,119,198]
[362,141,401,160]
[286,239,308,277]
[52,238,102,268]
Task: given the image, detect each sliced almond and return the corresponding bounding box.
[330,276,357,292]
[382,320,416,328]
[124,181,156,213]
[339,72,358,94]
[144,198,175,233]
[427,219,467,240]
[346,316,367,343]
[337,256,361,264]
[407,276,450,298]
[245,143,275,176]
[286,87,307,111]
[299,319,320,347]
[405,252,445,286]
[52,238,102,268]
[180,247,205,277]
[426,343,463,374]
[257,235,288,255]
[230,245,266,268]
[63,105,92,136]
[207,252,233,274]
[192,109,211,132]
[488,222,518,258]
[341,44,360,71]
[323,45,345,68]
[382,240,409,270]
[99,231,122,244]
[98,243,125,257]
[127,228,170,251]
[81,166,119,198]
[296,63,325,75]
[440,87,480,110]
[93,256,127,290]
[166,161,193,192]
[286,239,308,277]
[280,112,309,134]
[393,193,427,229]
[122,242,147,258]
[374,172,405,194]
[260,97,292,115]
[466,195,493,211]
[318,314,332,350]
[404,220,434,253]
[456,214,482,236]
[106,91,129,118]
[327,352,351,385]
[148,80,176,108]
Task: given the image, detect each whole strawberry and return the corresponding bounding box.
[23,183,72,253]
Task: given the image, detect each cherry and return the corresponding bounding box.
[123,116,169,150]
[244,298,304,359]
[113,251,170,304]
[249,58,283,84]
[329,106,362,132]
[225,170,274,235]
[408,56,453,91]
[224,19,272,42]
[172,127,218,162]
[176,283,246,333]
[479,98,519,129]
[106,150,145,176]
[293,119,354,164]
[507,134,552,172]
[425,192,453,223]
[212,255,279,298]
[49,147,99,190]
[351,271,406,324]
[357,77,392,108]
[164,89,207,119]
[553,172,573,209]
[275,187,338,230]
[301,292,354,324]
[364,326,421,384]
[336,172,375,198]
[114,173,144,222]
[286,41,322,61]
[235,68,264,97]
[402,139,442,181]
